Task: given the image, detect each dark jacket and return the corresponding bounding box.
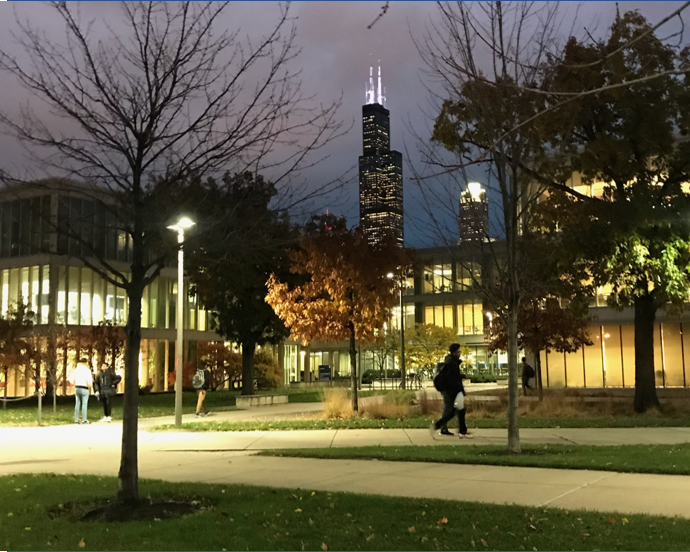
[95,368,121,398]
[202,368,211,391]
[522,362,535,379]
[441,354,466,396]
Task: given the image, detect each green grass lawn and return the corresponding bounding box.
[259,443,690,476]
[0,389,321,426]
[152,413,690,432]
[3,473,690,551]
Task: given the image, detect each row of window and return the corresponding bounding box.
[0,194,164,264]
[0,265,208,331]
[543,323,689,388]
[423,262,482,294]
[0,196,52,258]
[423,303,484,335]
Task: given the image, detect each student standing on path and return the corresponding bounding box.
[68,358,93,424]
[94,363,122,422]
[430,343,472,438]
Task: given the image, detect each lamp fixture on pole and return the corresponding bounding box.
[167,216,195,427]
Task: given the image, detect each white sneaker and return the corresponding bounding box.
[99,416,108,423]
[105,416,112,422]
[428,422,437,437]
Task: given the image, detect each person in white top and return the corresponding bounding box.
[68,358,94,424]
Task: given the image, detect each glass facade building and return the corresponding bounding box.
[0,181,221,398]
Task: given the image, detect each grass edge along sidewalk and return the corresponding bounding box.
[151,412,690,431]
[3,473,690,551]
[258,443,690,476]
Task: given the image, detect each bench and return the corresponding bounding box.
[235,394,288,409]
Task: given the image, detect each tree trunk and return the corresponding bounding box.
[62,344,68,396]
[118,285,143,504]
[634,293,661,413]
[36,360,42,426]
[349,322,358,412]
[2,366,7,410]
[506,308,521,453]
[241,342,256,396]
[47,335,57,413]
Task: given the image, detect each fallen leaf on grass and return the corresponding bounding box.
[608,517,616,524]
[438,517,448,525]
[518,546,525,550]
[294,508,302,513]
[622,518,629,525]
[366,534,375,541]
[480,538,488,547]
[408,526,416,534]
[78,539,86,548]
[321,544,328,551]
[309,518,315,527]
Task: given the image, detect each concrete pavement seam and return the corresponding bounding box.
[328,429,338,449]
[402,428,414,446]
[239,433,269,451]
[554,433,580,445]
[537,472,616,508]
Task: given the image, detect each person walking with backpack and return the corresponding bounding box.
[430,343,472,438]
[521,357,536,396]
[192,366,211,418]
[94,363,122,422]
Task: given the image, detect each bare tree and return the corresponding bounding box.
[0,1,344,503]
[413,1,571,453]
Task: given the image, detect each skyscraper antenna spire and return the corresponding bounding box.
[366,59,385,107]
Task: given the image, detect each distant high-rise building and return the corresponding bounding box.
[359,63,403,246]
[459,182,489,242]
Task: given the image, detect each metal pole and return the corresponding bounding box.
[399,279,406,389]
[174,228,184,427]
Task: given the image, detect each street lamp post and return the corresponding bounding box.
[167,216,195,427]
[387,272,406,389]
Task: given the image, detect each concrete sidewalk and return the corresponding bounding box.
[3,418,690,520]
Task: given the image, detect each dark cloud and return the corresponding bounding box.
[0,1,686,246]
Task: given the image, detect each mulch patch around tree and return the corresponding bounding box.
[49,497,210,522]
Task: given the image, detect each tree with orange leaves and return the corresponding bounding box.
[266,214,408,411]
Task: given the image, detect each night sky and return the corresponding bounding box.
[0,1,684,247]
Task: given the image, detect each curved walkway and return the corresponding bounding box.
[2,408,690,520]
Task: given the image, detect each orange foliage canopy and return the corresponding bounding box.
[266,221,406,346]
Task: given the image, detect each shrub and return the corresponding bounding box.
[361,401,411,419]
[322,387,354,419]
[418,389,443,416]
[254,350,281,389]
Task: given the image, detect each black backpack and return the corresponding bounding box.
[433,362,449,392]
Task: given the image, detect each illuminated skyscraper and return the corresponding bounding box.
[459,181,489,242]
[359,63,404,246]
